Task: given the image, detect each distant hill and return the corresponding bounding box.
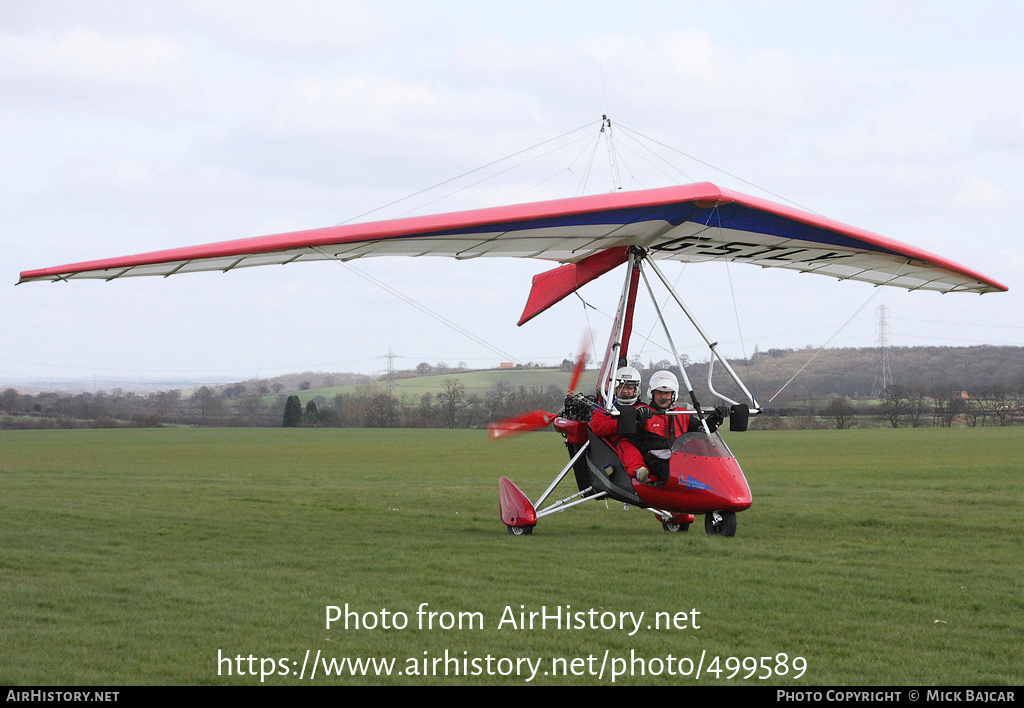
[4,346,1021,430]
[278,367,601,405]
[261,345,1024,407]
[682,345,1024,404]
[9,345,1018,408]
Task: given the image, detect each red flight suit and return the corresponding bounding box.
[631,404,695,482]
[588,407,647,477]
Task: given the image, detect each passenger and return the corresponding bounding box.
[588,366,648,479]
[632,371,727,484]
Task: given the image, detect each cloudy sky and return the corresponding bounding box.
[3,0,1022,387]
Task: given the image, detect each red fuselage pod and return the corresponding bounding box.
[633,432,753,514]
[499,477,537,528]
[553,417,588,444]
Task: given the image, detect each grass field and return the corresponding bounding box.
[1,426,1021,685]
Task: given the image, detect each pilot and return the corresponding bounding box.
[588,366,648,480]
[632,370,727,484]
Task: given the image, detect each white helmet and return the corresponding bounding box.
[613,366,641,405]
[647,370,679,408]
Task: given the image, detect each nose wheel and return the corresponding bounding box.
[704,511,737,536]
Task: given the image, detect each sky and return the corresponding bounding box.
[3,0,1023,388]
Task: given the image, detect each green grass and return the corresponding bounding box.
[1,427,1021,685]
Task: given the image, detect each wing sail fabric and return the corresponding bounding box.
[18,182,1007,295]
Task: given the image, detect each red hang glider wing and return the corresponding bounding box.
[19,183,1007,299]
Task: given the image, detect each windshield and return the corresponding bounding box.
[670,431,734,458]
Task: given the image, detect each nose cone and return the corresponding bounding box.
[636,451,752,514]
[688,455,752,511]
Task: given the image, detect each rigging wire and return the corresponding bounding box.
[575,129,606,196]
[314,119,638,397]
[613,122,826,216]
[397,131,599,217]
[601,116,623,191]
[763,263,913,407]
[323,115,913,405]
[488,129,607,207]
[703,201,752,383]
[605,137,642,192]
[574,279,685,368]
[315,248,570,392]
[764,296,880,407]
[574,292,601,376]
[596,124,911,404]
[607,130,683,186]
[332,120,601,227]
[631,261,689,365]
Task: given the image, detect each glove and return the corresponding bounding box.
[705,406,728,431]
[635,406,652,423]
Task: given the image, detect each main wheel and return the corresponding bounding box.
[662,521,690,533]
[507,524,534,536]
[704,511,737,537]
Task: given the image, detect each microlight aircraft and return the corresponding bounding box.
[19,178,1006,537]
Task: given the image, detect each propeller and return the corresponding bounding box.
[487,410,559,440]
[486,333,591,440]
[566,337,589,393]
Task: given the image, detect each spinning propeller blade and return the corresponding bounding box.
[567,331,591,394]
[487,332,591,440]
[487,410,558,440]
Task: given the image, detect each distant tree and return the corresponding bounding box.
[486,380,514,422]
[416,362,433,375]
[464,393,486,428]
[365,391,397,428]
[192,386,226,422]
[417,392,438,427]
[439,378,466,428]
[304,400,320,426]
[978,383,1013,426]
[223,383,247,399]
[964,394,983,427]
[961,385,995,427]
[282,395,302,427]
[905,385,929,428]
[239,393,265,426]
[315,404,341,427]
[932,385,968,427]
[1,388,23,413]
[332,393,347,427]
[822,396,856,429]
[881,385,907,428]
